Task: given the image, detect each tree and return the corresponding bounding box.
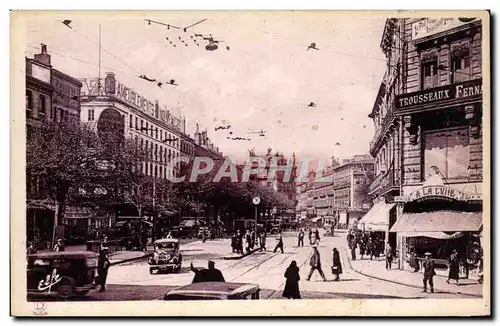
[26,120,99,226]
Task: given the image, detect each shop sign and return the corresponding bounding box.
[407,185,482,202]
[395,78,482,110]
[411,18,477,41]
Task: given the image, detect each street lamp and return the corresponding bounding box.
[252,196,261,235]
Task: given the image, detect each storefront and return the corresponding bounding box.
[358,199,396,244]
[391,175,483,277]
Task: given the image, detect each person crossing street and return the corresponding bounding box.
[298,229,305,247]
[273,230,284,253]
[306,246,327,281]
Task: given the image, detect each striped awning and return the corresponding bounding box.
[391,211,483,233]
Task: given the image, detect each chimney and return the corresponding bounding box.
[34,43,51,66]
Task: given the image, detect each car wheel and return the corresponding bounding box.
[149,268,154,274]
[56,280,75,300]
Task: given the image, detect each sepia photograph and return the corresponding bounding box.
[10,10,490,316]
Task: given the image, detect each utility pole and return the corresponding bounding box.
[98,24,102,95]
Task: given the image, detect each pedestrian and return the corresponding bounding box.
[306,246,327,281]
[298,229,305,247]
[308,229,313,245]
[385,242,393,270]
[347,231,354,247]
[190,260,225,283]
[210,228,215,241]
[101,236,109,252]
[53,239,65,252]
[314,229,320,244]
[409,247,420,272]
[237,230,244,254]
[374,239,381,260]
[166,231,173,239]
[359,240,366,259]
[447,249,460,285]
[349,237,357,260]
[282,260,301,299]
[250,230,256,250]
[231,233,237,253]
[97,248,111,292]
[422,252,436,293]
[331,247,343,281]
[273,231,284,253]
[245,230,252,253]
[260,232,267,251]
[366,238,373,260]
[27,242,37,255]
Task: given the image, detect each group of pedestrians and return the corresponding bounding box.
[231,229,268,254]
[282,245,343,299]
[347,231,384,261]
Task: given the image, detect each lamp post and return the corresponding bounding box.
[252,197,261,235]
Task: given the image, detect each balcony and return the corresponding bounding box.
[369,169,400,196]
[369,109,396,155]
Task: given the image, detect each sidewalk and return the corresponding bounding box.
[346,249,483,298]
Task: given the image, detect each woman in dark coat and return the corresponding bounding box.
[282,260,301,299]
[447,249,460,285]
[332,248,343,281]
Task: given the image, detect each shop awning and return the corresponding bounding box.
[390,211,483,233]
[397,231,464,239]
[358,202,395,232]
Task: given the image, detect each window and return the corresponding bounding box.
[135,117,138,129]
[146,122,149,134]
[129,114,133,128]
[141,120,144,131]
[452,53,471,83]
[39,95,46,121]
[88,109,95,121]
[155,144,158,161]
[159,147,163,163]
[155,128,158,139]
[421,60,438,90]
[424,128,470,181]
[26,90,33,117]
[160,130,163,141]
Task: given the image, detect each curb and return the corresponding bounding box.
[343,248,482,298]
[110,253,153,266]
[222,248,261,260]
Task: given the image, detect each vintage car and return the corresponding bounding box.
[163,282,260,300]
[148,238,182,274]
[27,251,98,299]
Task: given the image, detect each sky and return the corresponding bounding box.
[25,12,387,164]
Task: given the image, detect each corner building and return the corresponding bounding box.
[373,18,485,275]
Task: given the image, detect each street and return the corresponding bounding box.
[80,231,464,300]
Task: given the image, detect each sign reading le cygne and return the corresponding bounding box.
[395,78,482,109]
[407,185,482,202]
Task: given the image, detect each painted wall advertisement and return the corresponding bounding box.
[412,17,478,41]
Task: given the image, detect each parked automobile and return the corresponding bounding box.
[163,282,260,300]
[148,238,182,274]
[27,251,98,300]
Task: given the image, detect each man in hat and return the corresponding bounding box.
[422,252,436,293]
[307,246,327,281]
[274,230,284,253]
[190,260,225,283]
[97,248,111,292]
[53,239,65,252]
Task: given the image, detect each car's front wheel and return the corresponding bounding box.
[56,279,75,300]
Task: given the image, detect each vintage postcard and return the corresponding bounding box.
[11,10,490,316]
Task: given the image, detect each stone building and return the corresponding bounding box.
[367,18,485,273]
